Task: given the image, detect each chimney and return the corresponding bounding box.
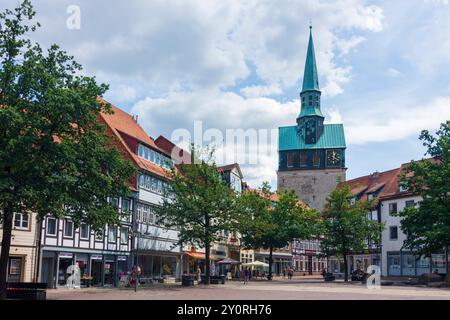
[372,171,380,179]
[131,114,139,123]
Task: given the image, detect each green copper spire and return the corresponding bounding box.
[298,26,323,118]
[302,26,320,92]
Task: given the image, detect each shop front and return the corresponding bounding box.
[183,251,220,276]
[136,252,181,281]
[387,251,448,277]
[255,252,292,276]
[40,250,130,288]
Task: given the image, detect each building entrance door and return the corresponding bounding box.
[41,257,55,288]
[91,259,103,286]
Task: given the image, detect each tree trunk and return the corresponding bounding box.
[343,253,349,282]
[0,207,13,300]
[205,241,210,285]
[446,246,449,284]
[268,246,273,281]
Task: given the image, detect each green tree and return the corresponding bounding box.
[398,121,450,273]
[0,1,135,299]
[320,182,382,282]
[238,183,321,280]
[155,147,238,285]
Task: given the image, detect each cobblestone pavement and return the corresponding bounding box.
[47,278,450,300]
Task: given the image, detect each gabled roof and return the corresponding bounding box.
[98,98,169,178]
[278,124,346,151]
[347,164,411,201]
[154,135,191,165]
[217,163,243,179]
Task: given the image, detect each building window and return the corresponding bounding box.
[299,152,307,167]
[150,149,155,162]
[46,217,57,236]
[312,152,320,167]
[64,220,74,238]
[122,199,131,213]
[137,144,173,169]
[287,153,294,168]
[120,228,128,245]
[7,257,23,282]
[389,203,397,215]
[389,226,398,240]
[95,229,104,241]
[405,200,415,208]
[108,226,117,243]
[367,194,374,201]
[13,213,29,230]
[80,223,89,240]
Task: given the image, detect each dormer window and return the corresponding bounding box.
[137,143,174,169]
[399,185,408,192]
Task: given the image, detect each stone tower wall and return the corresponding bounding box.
[277,169,346,212]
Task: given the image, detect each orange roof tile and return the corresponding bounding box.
[98,98,170,178]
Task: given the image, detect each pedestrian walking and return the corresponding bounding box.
[196,267,202,283]
[282,268,286,278]
[244,268,250,285]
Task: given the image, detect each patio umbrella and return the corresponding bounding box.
[241,261,269,267]
[218,258,241,265]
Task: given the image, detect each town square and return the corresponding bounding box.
[0,0,450,309]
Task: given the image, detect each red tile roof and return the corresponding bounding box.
[98,98,170,178]
[154,135,192,165]
[345,159,439,201]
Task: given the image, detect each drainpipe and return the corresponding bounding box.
[35,219,43,283]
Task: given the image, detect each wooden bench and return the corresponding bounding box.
[6,282,47,300]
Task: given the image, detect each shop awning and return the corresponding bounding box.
[184,252,219,261]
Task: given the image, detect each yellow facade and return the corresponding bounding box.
[0,212,40,282]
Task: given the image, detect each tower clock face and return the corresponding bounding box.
[326,150,341,167]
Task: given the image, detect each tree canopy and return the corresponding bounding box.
[237,183,321,280]
[155,148,239,285]
[398,121,450,260]
[0,0,135,299]
[320,182,382,282]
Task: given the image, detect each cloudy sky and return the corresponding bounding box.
[4,0,450,188]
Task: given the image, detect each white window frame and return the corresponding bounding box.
[108,226,117,243]
[80,223,90,240]
[64,219,74,238]
[13,213,30,230]
[120,227,128,245]
[46,217,57,236]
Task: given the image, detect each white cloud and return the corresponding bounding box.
[131,90,297,188]
[107,85,137,103]
[345,97,450,145]
[387,68,403,78]
[240,84,282,98]
[12,0,385,101]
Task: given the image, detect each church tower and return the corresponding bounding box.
[277,26,346,212]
